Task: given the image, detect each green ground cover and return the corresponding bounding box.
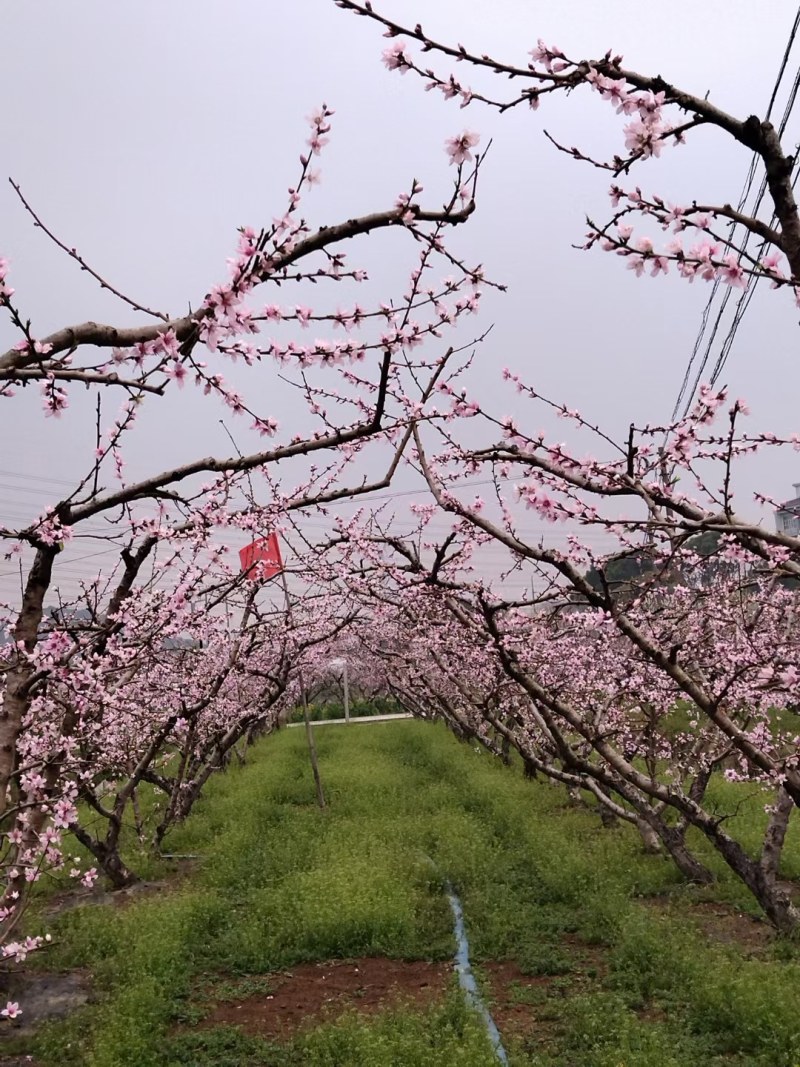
[290,696,403,722]
[8,720,800,1066]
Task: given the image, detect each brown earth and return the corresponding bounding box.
[43,858,200,920]
[480,937,607,1049]
[191,939,610,1048]
[196,957,452,1039]
[482,960,560,1040]
[686,899,774,951]
[645,896,774,953]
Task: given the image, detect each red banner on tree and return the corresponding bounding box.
[239,533,283,582]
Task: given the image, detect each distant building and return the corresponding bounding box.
[775,483,800,536]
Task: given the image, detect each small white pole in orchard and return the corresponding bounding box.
[343,659,351,725]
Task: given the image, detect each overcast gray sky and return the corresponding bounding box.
[2,1,799,601]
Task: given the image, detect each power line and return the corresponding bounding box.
[767,10,800,116]
[709,81,800,387]
[0,546,123,581]
[670,5,800,420]
[0,468,83,488]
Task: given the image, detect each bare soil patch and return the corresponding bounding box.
[480,961,570,1056]
[481,937,607,1049]
[779,877,800,904]
[196,957,452,1039]
[687,900,773,951]
[43,859,199,919]
[561,933,609,976]
[645,896,773,953]
[0,969,91,1037]
[482,961,558,1035]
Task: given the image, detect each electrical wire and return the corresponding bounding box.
[708,88,800,386]
[670,5,800,420]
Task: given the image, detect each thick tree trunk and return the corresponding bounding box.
[760,785,794,883]
[0,547,60,916]
[635,816,663,855]
[741,860,799,933]
[132,788,145,841]
[598,803,618,828]
[154,784,197,848]
[69,822,138,889]
[500,733,511,765]
[654,821,715,885]
[0,546,58,820]
[701,816,800,933]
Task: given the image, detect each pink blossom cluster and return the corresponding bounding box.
[0,257,13,302]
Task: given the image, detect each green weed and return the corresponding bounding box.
[9,720,800,1066]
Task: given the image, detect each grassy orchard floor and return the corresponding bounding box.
[7,721,800,1066]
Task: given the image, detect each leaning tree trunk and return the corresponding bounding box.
[0,545,58,820]
[760,785,794,884]
[69,821,139,889]
[635,816,663,855]
[652,819,715,885]
[0,546,60,917]
[701,813,800,933]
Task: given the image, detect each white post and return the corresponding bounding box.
[343,659,351,725]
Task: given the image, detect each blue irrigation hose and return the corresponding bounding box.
[445,881,509,1065]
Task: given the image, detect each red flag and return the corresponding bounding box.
[239,533,283,582]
